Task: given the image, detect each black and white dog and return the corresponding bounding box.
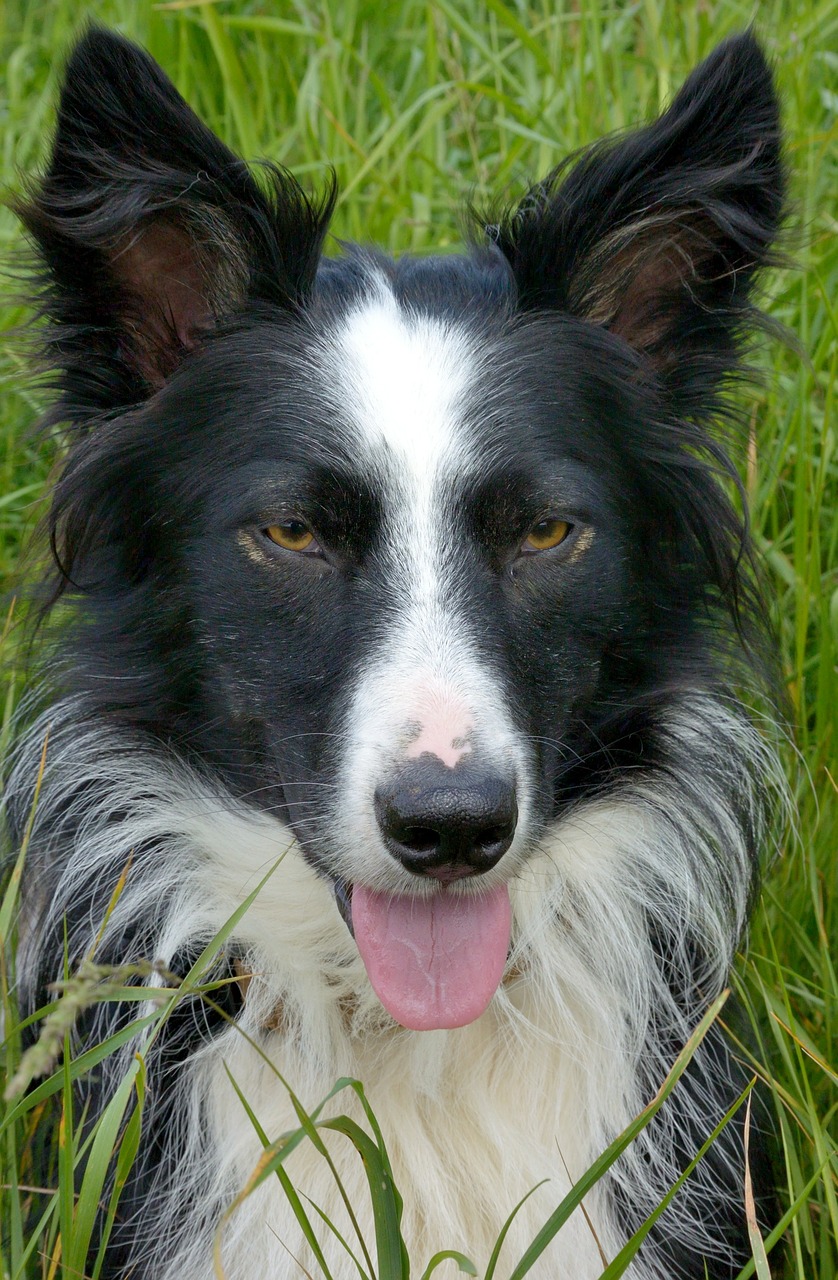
[7,26,786,1279]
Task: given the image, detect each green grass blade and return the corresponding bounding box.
[214,1069,376,1280]
[91,1053,147,1280]
[419,1249,478,1278]
[597,1083,754,1279]
[199,3,259,158]
[221,1064,340,1280]
[66,1055,140,1275]
[733,1156,832,1280]
[319,1114,408,1280]
[57,1032,74,1280]
[483,1181,548,1280]
[743,1094,772,1280]
[506,992,728,1280]
[303,1195,372,1280]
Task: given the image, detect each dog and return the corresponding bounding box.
[6,26,786,1280]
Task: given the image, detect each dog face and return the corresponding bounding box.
[139,275,641,876]
[19,28,783,1029]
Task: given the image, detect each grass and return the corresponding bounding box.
[0,0,836,1276]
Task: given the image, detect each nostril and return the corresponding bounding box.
[397,826,440,855]
[476,824,512,854]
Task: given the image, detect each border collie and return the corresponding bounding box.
[6,26,786,1280]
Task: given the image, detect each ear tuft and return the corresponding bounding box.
[487,31,785,401]
[12,27,336,411]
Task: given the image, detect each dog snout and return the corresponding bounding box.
[374,763,517,882]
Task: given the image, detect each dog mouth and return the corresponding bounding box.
[330,875,511,1031]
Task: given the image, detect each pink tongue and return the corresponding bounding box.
[352,884,511,1031]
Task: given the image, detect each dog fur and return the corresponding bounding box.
[6,27,786,1279]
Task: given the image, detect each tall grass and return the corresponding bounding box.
[1,1,835,1277]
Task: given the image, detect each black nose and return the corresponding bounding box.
[374,761,517,882]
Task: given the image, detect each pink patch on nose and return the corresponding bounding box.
[406,719,474,769]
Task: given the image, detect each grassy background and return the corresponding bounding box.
[0,0,835,1276]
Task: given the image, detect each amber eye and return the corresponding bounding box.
[263,520,315,552]
[524,518,572,552]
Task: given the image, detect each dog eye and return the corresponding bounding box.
[263,520,318,553]
[523,518,572,553]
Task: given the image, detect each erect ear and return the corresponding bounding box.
[488,32,784,405]
[14,27,335,415]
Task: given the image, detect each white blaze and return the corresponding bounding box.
[316,273,530,888]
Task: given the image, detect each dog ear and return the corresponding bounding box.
[14,27,335,413]
[489,32,784,403]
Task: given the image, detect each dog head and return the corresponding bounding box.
[17,28,783,1028]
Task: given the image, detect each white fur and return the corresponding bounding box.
[9,691,781,1279]
[313,281,532,894]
